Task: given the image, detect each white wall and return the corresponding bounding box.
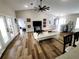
[16,9,54,32]
[0,0,15,17]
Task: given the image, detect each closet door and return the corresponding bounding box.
[0,16,10,44]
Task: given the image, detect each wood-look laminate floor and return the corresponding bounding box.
[2,32,63,59]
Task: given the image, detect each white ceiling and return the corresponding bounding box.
[3,0,79,16]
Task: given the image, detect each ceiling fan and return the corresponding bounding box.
[34,0,50,11]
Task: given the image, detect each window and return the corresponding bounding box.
[57,17,66,32]
[49,17,59,30]
[75,18,79,29]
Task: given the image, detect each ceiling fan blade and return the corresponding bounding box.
[43,5,46,9]
[34,0,50,12]
[40,0,42,2]
[34,6,39,11]
[39,5,41,8]
[46,7,50,10]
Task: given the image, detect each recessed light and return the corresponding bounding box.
[24,5,28,8]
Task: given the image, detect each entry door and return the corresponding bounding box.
[0,16,10,44]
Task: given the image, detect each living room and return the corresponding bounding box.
[0,0,79,59]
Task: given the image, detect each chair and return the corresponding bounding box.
[63,34,73,53]
[73,32,79,47]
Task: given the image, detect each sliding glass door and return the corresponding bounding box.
[0,43,2,50]
[0,16,10,43]
[0,16,19,57]
[5,17,15,39]
[0,31,4,50]
[0,34,2,49]
[0,40,2,56]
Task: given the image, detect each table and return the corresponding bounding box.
[59,30,79,53]
[33,32,59,42]
[59,32,73,53]
[56,29,79,59]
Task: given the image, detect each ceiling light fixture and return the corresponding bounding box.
[24,5,28,8]
[34,0,50,12]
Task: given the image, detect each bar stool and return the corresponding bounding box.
[73,32,79,47]
[63,34,73,53]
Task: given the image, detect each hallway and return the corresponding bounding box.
[2,32,63,59]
